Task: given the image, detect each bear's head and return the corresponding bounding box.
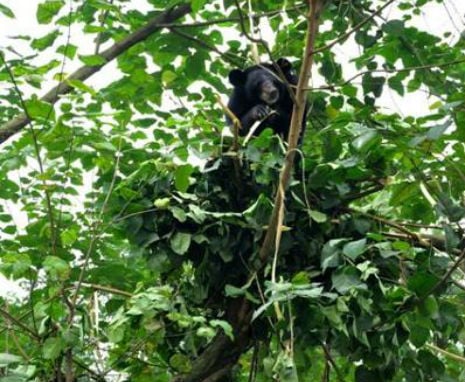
[228,58,293,106]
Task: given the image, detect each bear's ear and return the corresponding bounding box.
[277,58,292,73]
[229,69,246,86]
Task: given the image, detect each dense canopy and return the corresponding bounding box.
[1,1,465,381]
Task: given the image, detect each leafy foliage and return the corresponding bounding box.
[1,0,465,381]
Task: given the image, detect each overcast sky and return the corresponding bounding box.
[1,1,465,297]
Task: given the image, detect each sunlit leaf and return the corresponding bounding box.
[170,232,191,255]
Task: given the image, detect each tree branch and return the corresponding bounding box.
[0,3,192,144]
[314,58,465,91]
[168,27,242,66]
[0,306,40,340]
[158,5,306,30]
[380,231,461,254]
[426,247,465,297]
[311,0,396,56]
[426,343,465,364]
[259,0,325,263]
[346,207,432,247]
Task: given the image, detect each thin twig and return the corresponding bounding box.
[0,306,40,340]
[426,247,465,297]
[311,0,397,56]
[0,54,58,254]
[315,58,465,91]
[168,27,242,66]
[95,0,115,54]
[346,207,431,247]
[426,343,465,363]
[71,137,124,308]
[321,343,345,382]
[70,282,133,298]
[157,5,305,30]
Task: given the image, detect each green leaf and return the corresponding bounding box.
[426,123,449,140]
[107,326,125,343]
[174,164,194,192]
[24,97,55,121]
[171,206,187,222]
[162,70,177,85]
[342,239,367,260]
[57,43,77,59]
[191,0,207,12]
[210,319,234,340]
[170,232,191,255]
[31,30,60,50]
[331,267,365,294]
[383,20,405,36]
[92,141,117,152]
[42,337,65,360]
[0,178,20,199]
[67,79,96,95]
[0,353,22,366]
[321,239,346,271]
[362,75,385,98]
[60,227,78,246]
[409,324,429,347]
[224,284,245,297]
[37,0,64,24]
[78,54,107,66]
[154,197,170,209]
[388,75,404,96]
[407,272,439,297]
[169,354,192,373]
[0,4,15,18]
[352,130,380,152]
[419,296,438,318]
[308,209,327,223]
[43,256,70,280]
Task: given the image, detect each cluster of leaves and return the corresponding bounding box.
[110,98,465,381]
[0,0,465,381]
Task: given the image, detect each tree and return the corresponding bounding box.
[1,0,465,381]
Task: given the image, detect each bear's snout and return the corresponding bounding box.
[260,81,279,105]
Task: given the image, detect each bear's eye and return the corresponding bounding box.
[247,76,264,91]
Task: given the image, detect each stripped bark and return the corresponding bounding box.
[259,0,325,263]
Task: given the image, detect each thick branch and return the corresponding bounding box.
[259,0,324,263]
[0,3,192,144]
[171,299,252,382]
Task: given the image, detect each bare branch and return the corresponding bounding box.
[259,0,325,264]
[426,247,465,296]
[312,0,397,56]
[427,343,465,364]
[346,207,432,247]
[0,306,40,340]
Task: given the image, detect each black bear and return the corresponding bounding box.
[226,58,307,142]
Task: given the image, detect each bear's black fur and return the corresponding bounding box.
[226,58,307,142]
